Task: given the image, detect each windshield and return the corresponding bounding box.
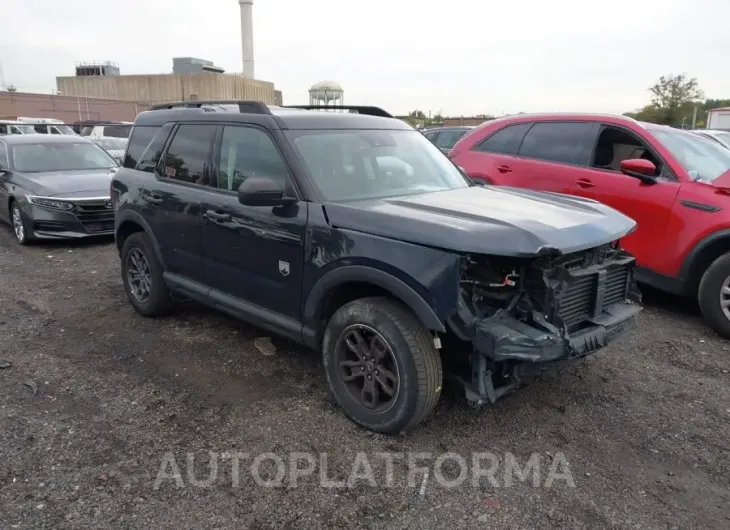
[11,142,117,172]
[652,128,730,182]
[285,129,469,201]
[95,137,128,151]
[712,131,730,145]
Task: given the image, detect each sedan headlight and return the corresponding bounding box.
[26,196,74,211]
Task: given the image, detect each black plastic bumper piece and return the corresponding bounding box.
[473,301,641,363]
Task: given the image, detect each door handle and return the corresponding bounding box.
[576,178,595,188]
[204,210,231,222]
[496,165,512,173]
[143,193,163,205]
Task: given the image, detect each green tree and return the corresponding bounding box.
[625,74,704,127]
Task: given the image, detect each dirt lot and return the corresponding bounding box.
[0,229,729,530]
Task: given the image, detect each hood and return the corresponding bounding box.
[16,169,115,198]
[323,186,637,257]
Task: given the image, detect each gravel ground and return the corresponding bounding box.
[0,228,729,530]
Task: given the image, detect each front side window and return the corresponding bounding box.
[216,126,289,191]
[473,123,531,155]
[518,122,593,164]
[286,129,469,202]
[591,126,662,176]
[162,124,216,185]
[11,142,117,172]
[652,128,730,183]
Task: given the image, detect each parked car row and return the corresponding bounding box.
[446,113,730,338]
[8,100,727,435]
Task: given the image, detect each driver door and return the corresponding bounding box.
[573,124,680,271]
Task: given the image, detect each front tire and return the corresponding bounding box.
[121,232,173,317]
[322,297,443,434]
[11,203,30,245]
[698,252,730,339]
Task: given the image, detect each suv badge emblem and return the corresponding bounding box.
[278,260,290,277]
[104,199,113,209]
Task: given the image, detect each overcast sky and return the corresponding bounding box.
[1,0,728,116]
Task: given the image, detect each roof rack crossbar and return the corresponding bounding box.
[279,105,393,118]
[150,100,272,115]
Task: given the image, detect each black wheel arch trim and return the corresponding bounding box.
[679,228,730,291]
[304,266,446,334]
[114,209,166,269]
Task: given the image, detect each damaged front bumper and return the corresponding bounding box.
[473,300,641,364]
[448,248,643,407]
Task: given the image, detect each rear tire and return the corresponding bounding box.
[698,252,730,339]
[322,296,443,434]
[121,232,173,317]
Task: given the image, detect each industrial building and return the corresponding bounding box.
[56,1,281,106]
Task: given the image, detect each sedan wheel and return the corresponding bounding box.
[11,204,28,245]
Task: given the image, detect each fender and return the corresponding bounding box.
[304,265,446,333]
[678,228,730,291]
[114,208,166,269]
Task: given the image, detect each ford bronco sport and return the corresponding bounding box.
[111,101,642,434]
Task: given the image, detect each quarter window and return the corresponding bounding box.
[518,122,593,164]
[163,124,216,185]
[216,126,289,192]
[124,125,162,169]
[473,123,531,155]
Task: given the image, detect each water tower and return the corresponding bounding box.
[308,81,344,108]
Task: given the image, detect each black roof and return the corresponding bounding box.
[0,134,95,145]
[133,102,413,131]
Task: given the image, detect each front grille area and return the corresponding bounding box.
[73,200,115,233]
[557,260,632,328]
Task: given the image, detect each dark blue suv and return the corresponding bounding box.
[112,101,642,434]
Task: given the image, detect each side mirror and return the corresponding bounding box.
[238,177,296,207]
[620,158,657,184]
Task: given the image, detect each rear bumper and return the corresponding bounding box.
[473,301,641,363]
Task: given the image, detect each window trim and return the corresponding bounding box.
[588,123,678,182]
[206,123,301,200]
[153,122,218,189]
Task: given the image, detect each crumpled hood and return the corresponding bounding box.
[15,169,115,198]
[323,186,637,257]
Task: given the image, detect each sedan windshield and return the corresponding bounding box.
[11,142,117,172]
[285,129,469,201]
[652,128,730,182]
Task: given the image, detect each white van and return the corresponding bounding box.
[0,120,37,135]
[16,117,77,135]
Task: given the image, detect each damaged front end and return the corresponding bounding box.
[447,242,642,407]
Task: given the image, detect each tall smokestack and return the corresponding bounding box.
[238,0,255,79]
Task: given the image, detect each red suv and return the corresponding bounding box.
[450,113,730,337]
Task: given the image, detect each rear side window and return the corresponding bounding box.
[103,125,132,138]
[124,125,162,169]
[518,122,593,164]
[473,123,531,155]
[0,141,7,168]
[162,124,217,185]
[434,129,468,150]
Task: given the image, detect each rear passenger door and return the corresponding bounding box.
[141,123,216,283]
[511,121,596,194]
[200,124,307,321]
[458,123,532,184]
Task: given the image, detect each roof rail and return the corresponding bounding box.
[280,105,393,118]
[150,100,273,115]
